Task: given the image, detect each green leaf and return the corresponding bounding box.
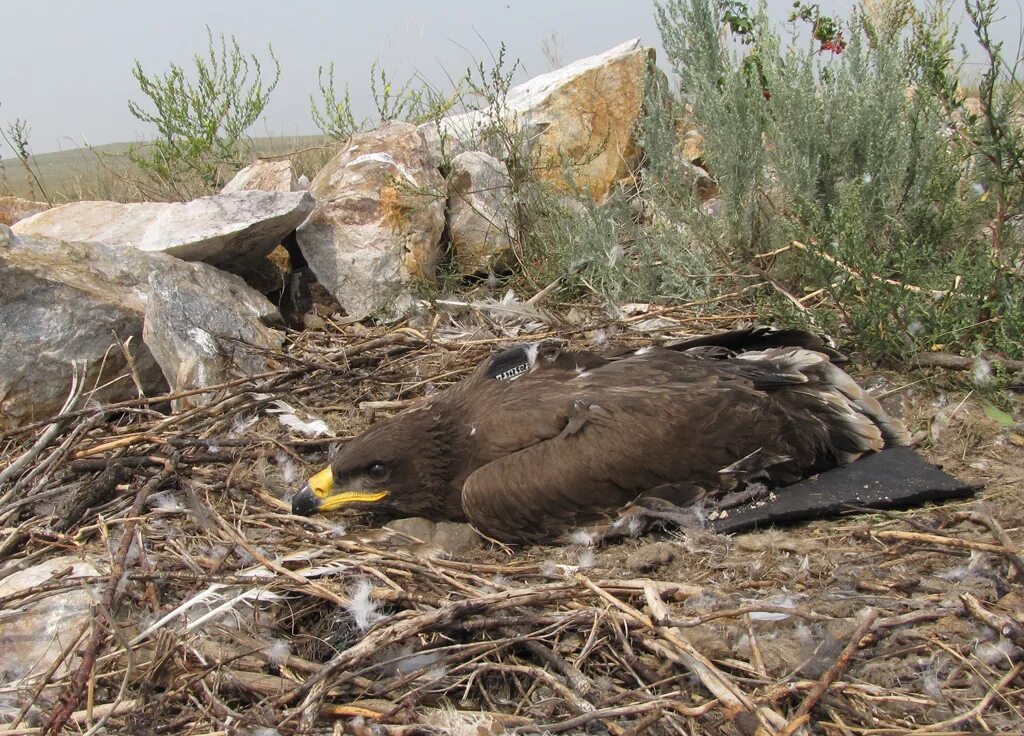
[983,402,1016,427]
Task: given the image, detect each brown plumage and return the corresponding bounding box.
[291,327,910,543]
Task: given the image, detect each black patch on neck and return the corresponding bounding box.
[486,346,532,381]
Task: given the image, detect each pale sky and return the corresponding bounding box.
[1,0,1021,158]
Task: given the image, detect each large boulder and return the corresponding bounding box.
[143,264,284,411]
[448,151,517,274]
[422,39,653,201]
[0,226,166,428]
[0,226,282,428]
[221,159,298,194]
[12,190,314,271]
[297,122,445,319]
[0,195,49,226]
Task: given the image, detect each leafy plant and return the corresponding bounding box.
[127,29,280,198]
[311,61,464,140]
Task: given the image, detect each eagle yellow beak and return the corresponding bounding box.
[291,467,389,516]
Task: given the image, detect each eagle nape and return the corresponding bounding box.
[289,326,973,544]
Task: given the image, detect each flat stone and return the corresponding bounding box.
[13,190,314,271]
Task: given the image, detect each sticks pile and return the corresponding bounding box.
[1,311,1021,735]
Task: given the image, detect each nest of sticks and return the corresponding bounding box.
[1,303,1022,736]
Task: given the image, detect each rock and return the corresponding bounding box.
[682,130,705,162]
[423,39,653,201]
[221,159,298,194]
[448,151,517,274]
[624,541,678,572]
[143,261,284,411]
[0,195,49,226]
[297,174,311,190]
[0,555,101,685]
[0,226,282,427]
[297,122,445,319]
[0,226,166,428]
[219,161,300,293]
[13,190,314,271]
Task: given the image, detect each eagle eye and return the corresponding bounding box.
[366,462,390,482]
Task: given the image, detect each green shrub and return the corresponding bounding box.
[653,0,1022,360]
[127,29,280,199]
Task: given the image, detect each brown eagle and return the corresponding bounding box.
[290,327,913,543]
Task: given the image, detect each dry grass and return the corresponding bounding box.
[1,301,1022,735]
[0,136,335,204]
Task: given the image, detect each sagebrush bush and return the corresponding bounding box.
[127,29,280,199]
[653,0,1022,360]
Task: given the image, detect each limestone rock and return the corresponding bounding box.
[143,261,284,411]
[219,161,300,293]
[0,555,101,684]
[0,226,166,428]
[221,159,298,194]
[13,190,314,271]
[448,151,516,274]
[0,226,282,428]
[297,122,445,319]
[0,195,49,226]
[423,39,653,201]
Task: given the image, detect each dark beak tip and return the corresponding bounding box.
[291,485,320,516]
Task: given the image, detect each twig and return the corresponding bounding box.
[906,663,1023,734]
[960,592,1024,649]
[777,608,880,736]
[912,352,1024,373]
[42,454,178,736]
[873,530,1020,555]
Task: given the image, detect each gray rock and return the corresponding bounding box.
[0,226,166,428]
[143,262,284,412]
[0,555,101,685]
[13,190,314,271]
[0,227,283,427]
[221,159,298,194]
[297,122,446,319]
[219,161,300,294]
[448,151,516,274]
[624,541,678,572]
